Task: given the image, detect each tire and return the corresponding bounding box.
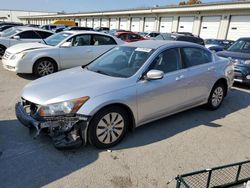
[33,58,57,77]
[206,83,226,110]
[0,45,6,58]
[88,106,129,149]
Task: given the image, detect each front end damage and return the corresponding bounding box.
[15,100,90,149]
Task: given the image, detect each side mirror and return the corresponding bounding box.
[13,35,20,40]
[60,41,72,48]
[145,69,164,80]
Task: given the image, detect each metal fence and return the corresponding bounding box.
[176,160,250,188]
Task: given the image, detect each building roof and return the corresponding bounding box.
[18,1,250,20]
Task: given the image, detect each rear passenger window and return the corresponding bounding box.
[181,48,212,68]
[37,31,52,39]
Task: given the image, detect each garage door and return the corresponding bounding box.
[80,19,86,27]
[131,18,140,32]
[199,16,221,39]
[227,16,250,41]
[87,18,93,28]
[110,18,117,29]
[120,18,128,30]
[93,18,100,28]
[159,17,173,33]
[178,17,194,33]
[144,17,156,32]
[101,18,108,27]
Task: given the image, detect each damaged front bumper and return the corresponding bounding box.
[15,102,90,149]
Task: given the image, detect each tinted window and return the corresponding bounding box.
[37,31,52,39]
[149,48,181,74]
[17,31,40,39]
[92,34,116,45]
[181,48,212,67]
[228,40,250,53]
[117,34,127,40]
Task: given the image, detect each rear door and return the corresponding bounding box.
[180,47,216,104]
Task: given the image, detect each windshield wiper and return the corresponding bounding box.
[94,70,110,76]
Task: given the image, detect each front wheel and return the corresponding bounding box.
[206,83,225,110]
[88,106,129,149]
[34,58,57,77]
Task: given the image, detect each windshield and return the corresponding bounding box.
[1,27,20,37]
[87,46,155,78]
[227,39,250,53]
[44,32,72,46]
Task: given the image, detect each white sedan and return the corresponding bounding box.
[2,31,124,77]
[0,26,53,57]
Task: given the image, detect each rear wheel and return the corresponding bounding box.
[0,45,6,58]
[88,106,129,149]
[207,83,225,110]
[34,58,57,77]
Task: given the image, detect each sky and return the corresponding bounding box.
[1,0,224,13]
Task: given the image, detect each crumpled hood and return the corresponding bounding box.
[6,42,50,54]
[21,67,132,105]
[217,50,250,60]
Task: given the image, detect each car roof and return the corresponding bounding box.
[238,37,250,41]
[13,26,53,33]
[122,40,204,50]
[116,31,137,35]
[63,30,115,37]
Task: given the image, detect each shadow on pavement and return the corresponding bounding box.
[0,88,249,188]
[17,73,37,81]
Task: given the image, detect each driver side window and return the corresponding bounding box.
[148,48,181,74]
[69,34,91,46]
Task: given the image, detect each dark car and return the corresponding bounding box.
[115,31,145,42]
[0,22,23,26]
[217,38,250,84]
[94,27,109,33]
[0,25,15,32]
[205,39,234,52]
[155,33,204,46]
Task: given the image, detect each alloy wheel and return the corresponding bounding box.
[211,86,224,107]
[37,60,55,76]
[96,112,124,144]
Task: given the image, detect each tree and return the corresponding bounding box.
[179,0,202,5]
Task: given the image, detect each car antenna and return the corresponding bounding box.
[33,29,47,45]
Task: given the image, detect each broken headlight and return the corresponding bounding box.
[38,96,89,117]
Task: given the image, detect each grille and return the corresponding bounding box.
[176,160,250,188]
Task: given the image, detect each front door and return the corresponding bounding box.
[137,48,189,125]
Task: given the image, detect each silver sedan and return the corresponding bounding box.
[16,40,234,149]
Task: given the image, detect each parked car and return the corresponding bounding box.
[155,33,205,46]
[2,31,123,76]
[205,39,234,52]
[94,27,109,33]
[0,24,22,33]
[0,22,23,26]
[15,40,234,149]
[25,24,40,28]
[55,26,93,33]
[115,31,145,42]
[109,29,127,36]
[138,31,160,39]
[217,38,250,84]
[40,24,66,32]
[0,26,53,57]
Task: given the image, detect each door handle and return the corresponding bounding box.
[176,75,184,81]
[208,66,215,71]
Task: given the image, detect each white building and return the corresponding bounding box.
[19,1,250,40]
[0,9,55,23]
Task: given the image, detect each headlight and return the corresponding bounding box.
[10,52,27,60]
[38,96,89,117]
